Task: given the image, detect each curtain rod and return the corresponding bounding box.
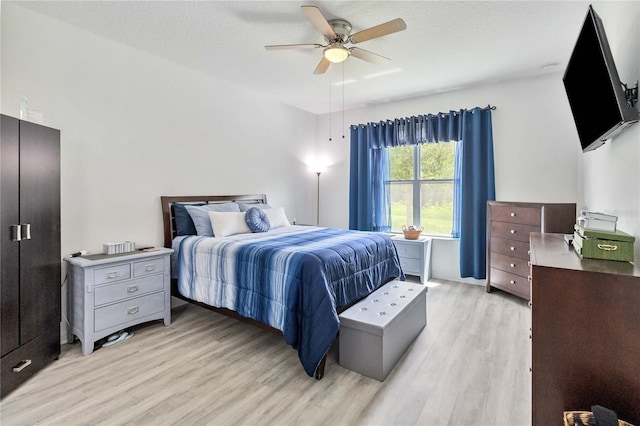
[351,105,497,129]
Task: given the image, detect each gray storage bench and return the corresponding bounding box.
[339,280,427,381]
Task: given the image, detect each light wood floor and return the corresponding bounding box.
[0,279,531,426]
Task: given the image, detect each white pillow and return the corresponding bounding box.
[208,211,251,237]
[264,207,291,229]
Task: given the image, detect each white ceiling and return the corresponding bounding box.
[15,0,592,115]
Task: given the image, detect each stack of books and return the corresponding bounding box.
[576,210,617,232]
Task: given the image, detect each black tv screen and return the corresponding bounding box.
[563,5,639,152]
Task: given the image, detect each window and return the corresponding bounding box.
[387,142,455,236]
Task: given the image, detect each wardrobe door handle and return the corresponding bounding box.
[12,359,32,373]
[10,224,22,241]
[22,223,31,240]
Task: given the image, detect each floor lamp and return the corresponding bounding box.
[316,171,321,225]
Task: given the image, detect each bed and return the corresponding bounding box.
[161,194,403,379]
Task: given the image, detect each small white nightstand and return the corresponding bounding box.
[391,235,432,283]
[65,248,173,355]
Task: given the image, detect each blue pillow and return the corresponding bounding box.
[173,203,205,236]
[245,207,271,233]
[185,203,241,236]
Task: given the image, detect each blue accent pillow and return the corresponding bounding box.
[245,207,271,233]
[184,203,241,236]
[173,203,205,236]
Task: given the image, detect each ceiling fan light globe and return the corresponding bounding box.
[323,46,350,63]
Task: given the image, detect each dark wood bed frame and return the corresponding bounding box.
[160,194,328,379]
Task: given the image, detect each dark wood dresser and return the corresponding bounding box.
[529,233,640,426]
[486,201,576,300]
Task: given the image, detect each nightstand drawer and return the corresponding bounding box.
[394,243,422,260]
[94,264,131,285]
[133,257,164,277]
[399,257,421,275]
[490,205,540,226]
[491,221,539,243]
[94,292,165,332]
[94,275,164,306]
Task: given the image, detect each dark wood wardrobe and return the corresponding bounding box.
[1,114,61,398]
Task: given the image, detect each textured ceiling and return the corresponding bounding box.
[15,0,592,115]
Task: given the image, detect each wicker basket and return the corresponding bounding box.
[563,411,635,426]
[402,225,423,240]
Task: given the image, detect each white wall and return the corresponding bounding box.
[579,1,640,259]
[1,3,319,259]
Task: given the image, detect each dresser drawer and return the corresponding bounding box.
[491,237,531,260]
[491,221,539,243]
[94,263,131,285]
[94,292,165,332]
[94,274,164,306]
[490,205,540,226]
[490,252,530,278]
[489,268,530,299]
[394,242,422,260]
[398,257,421,276]
[133,257,164,277]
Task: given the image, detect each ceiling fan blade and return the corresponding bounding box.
[313,57,332,74]
[302,5,337,39]
[349,47,391,65]
[350,18,407,44]
[265,43,323,50]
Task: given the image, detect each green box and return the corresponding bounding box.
[573,224,635,262]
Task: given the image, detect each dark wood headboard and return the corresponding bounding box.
[160,194,268,248]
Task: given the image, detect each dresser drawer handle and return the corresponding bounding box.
[510,246,515,251]
[510,212,516,217]
[126,285,139,293]
[107,271,119,279]
[144,264,156,272]
[510,229,516,234]
[528,275,532,281]
[510,280,516,285]
[510,263,516,268]
[12,359,32,373]
[127,306,139,315]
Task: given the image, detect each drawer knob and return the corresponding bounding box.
[510,280,516,284]
[528,276,532,281]
[510,263,515,268]
[510,246,515,251]
[510,229,516,234]
[510,212,516,217]
[12,359,32,373]
[107,271,119,279]
[126,285,139,293]
[144,264,156,272]
[127,306,139,315]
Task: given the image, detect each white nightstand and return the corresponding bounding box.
[65,248,173,355]
[391,235,432,283]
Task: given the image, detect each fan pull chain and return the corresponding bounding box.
[328,77,332,141]
[342,62,345,139]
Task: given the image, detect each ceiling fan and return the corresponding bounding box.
[265,5,407,74]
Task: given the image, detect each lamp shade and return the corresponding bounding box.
[323,46,350,63]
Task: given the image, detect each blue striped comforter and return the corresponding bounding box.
[176,226,403,377]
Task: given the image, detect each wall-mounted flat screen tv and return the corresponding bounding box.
[563,5,639,152]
